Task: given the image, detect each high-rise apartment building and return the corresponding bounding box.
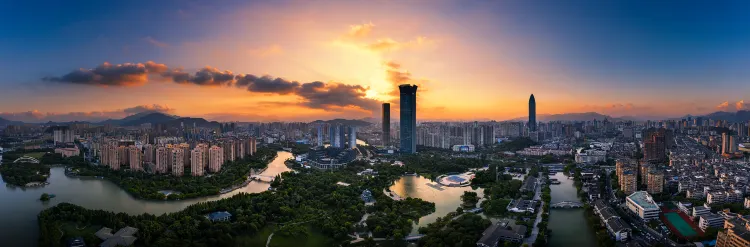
[209,145,224,173]
[722,133,736,154]
[620,170,638,194]
[647,170,664,194]
[643,129,667,162]
[529,94,536,132]
[399,84,418,154]
[102,144,120,170]
[221,140,235,162]
[143,144,154,164]
[716,217,750,247]
[170,148,184,177]
[382,103,390,146]
[155,146,169,174]
[117,145,129,167]
[128,145,142,171]
[191,148,204,176]
[53,126,74,144]
[177,143,191,166]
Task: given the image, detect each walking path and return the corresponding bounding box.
[524,175,543,245]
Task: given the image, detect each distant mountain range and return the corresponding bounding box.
[509,112,616,122]
[6,109,750,126]
[698,110,750,122]
[0,117,23,126]
[310,118,371,126]
[99,112,222,128]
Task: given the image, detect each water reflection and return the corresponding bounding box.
[0,151,292,247]
[389,175,483,234]
[547,172,598,247]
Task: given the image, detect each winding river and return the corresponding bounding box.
[0,151,292,247]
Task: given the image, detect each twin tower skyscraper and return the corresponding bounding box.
[382,84,418,154]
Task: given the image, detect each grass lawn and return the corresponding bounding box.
[24,152,45,159]
[60,222,101,237]
[234,225,337,247]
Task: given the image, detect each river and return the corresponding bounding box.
[389,175,483,234]
[0,151,292,247]
[548,172,598,247]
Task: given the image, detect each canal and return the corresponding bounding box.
[548,172,598,247]
[389,175,483,234]
[0,151,293,247]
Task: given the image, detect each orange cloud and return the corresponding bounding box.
[716,101,730,111]
[45,62,381,113]
[366,36,433,52]
[736,100,745,111]
[383,61,428,99]
[347,22,375,38]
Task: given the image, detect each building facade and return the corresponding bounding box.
[399,84,418,154]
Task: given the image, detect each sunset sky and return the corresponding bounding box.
[3,1,750,122]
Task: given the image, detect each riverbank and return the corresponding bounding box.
[0,151,294,247]
[547,172,599,247]
[64,148,277,200]
[0,162,51,187]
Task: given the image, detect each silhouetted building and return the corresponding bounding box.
[382,103,390,146]
[399,84,418,154]
[529,94,536,132]
[643,128,669,163]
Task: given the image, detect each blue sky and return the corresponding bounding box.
[2,0,750,121]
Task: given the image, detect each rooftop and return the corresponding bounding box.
[627,191,659,210]
[207,211,232,220]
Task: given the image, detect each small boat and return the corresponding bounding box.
[49,194,56,198]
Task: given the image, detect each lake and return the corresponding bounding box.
[388,175,483,234]
[0,151,292,247]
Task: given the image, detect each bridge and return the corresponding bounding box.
[251,174,275,183]
[550,201,583,208]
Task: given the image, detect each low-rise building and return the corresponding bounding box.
[476,221,527,247]
[506,199,537,213]
[626,191,660,221]
[699,213,725,231]
[692,205,711,219]
[95,226,138,247]
[206,211,232,222]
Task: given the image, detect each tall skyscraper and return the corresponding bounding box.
[529,94,536,132]
[349,126,357,149]
[399,84,418,154]
[382,103,390,146]
[316,124,323,147]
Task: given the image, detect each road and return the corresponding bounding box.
[524,175,543,245]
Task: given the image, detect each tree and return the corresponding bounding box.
[40,193,51,201]
[461,191,479,207]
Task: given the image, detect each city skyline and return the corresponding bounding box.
[3,1,750,122]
